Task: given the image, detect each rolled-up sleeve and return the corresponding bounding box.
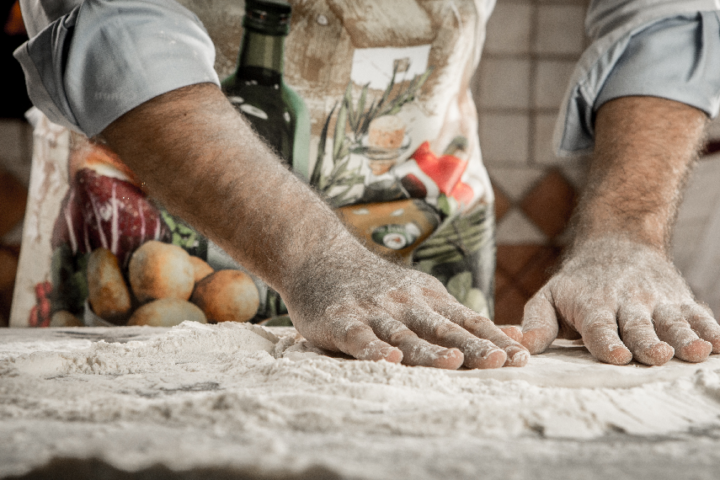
[14,0,220,137]
[555,0,720,157]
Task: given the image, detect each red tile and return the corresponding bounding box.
[492,183,511,222]
[516,246,562,297]
[494,285,528,326]
[520,169,576,239]
[496,244,540,276]
[495,269,511,297]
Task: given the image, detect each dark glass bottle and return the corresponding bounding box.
[222,0,310,174]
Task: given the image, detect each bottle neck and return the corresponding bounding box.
[235,29,285,85]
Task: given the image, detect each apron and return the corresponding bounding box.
[11,0,498,327]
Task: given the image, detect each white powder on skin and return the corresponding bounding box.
[2,322,720,479]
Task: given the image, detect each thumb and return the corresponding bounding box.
[521,288,560,354]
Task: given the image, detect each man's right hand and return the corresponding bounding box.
[282,234,529,369]
[102,83,527,370]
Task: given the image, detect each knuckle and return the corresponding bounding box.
[434,321,462,340]
[338,323,369,344]
[389,329,416,345]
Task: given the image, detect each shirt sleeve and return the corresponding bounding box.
[13,0,220,137]
[555,0,720,157]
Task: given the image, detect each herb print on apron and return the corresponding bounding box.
[287,0,496,318]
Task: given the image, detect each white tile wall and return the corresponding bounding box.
[534,5,586,55]
[476,58,531,109]
[534,60,576,109]
[484,2,533,55]
[532,112,558,165]
[475,0,590,174]
[479,113,530,165]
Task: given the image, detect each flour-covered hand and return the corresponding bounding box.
[520,237,720,366]
[101,84,527,371]
[283,237,529,369]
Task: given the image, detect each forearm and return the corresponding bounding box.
[100,83,528,370]
[101,83,359,298]
[572,96,708,252]
[521,95,718,365]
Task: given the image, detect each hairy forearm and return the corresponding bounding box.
[100,83,528,370]
[572,96,708,252]
[520,96,718,365]
[100,83,359,297]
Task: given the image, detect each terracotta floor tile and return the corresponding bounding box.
[495,269,511,297]
[516,246,562,297]
[520,169,576,239]
[494,285,528,326]
[496,244,541,276]
[492,183,511,222]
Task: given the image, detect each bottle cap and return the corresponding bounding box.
[244,0,292,36]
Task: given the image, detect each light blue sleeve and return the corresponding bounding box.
[13,0,220,137]
[555,0,720,157]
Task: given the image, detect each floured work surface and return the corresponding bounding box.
[2,323,720,480]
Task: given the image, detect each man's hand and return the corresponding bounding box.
[283,234,529,369]
[520,96,720,366]
[522,237,719,365]
[101,83,528,369]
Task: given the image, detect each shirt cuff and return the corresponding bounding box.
[555,5,720,157]
[595,12,720,117]
[14,0,220,138]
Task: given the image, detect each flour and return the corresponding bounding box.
[3,322,720,479]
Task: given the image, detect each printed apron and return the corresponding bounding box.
[10,0,497,327]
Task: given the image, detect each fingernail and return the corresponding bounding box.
[380,347,403,363]
[677,339,712,363]
[505,349,529,367]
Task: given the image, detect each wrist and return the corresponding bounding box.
[571,198,672,253]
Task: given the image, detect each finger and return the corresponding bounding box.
[331,320,403,363]
[432,303,528,367]
[654,304,712,363]
[617,305,674,366]
[580,310,633,365]
[682,303,720,353]
[498,325,522,343]
[369,317,464,369]
[403,307,507,369]
[520,290,560,354]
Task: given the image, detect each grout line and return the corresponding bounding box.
[527,0,539,166]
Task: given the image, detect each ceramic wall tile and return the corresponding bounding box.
[477,58,532,109]
[534,59,576,109]
[534,5,586,55]
[479,113,530,165]
[484,2,533,55]
[532,112,559,165]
